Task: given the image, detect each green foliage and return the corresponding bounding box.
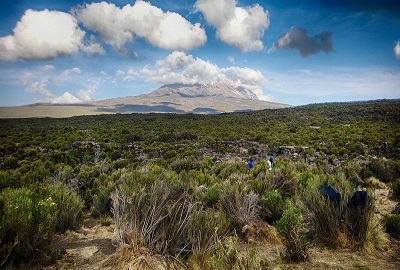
[275,203,309,262]
[203,184,221,207]
[275,203,302,237]
[49,184,84,233]
[262,190,287,223]
[2,156,19,170]
[384,214,400,238]
[0,188,57,265]
[0,100,399,266]
[392,179,400,200]
[368,158,400,183]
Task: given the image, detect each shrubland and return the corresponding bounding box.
[0,100,399,268]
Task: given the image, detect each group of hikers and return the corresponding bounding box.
[319,183,368,210]
[247,154,274,171]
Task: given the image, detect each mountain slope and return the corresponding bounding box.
[0,83,290,118]
[93,83,289,113]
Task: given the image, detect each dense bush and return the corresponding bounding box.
[392,179,400,200]
[384,214,400,238]
[0,188,57,266]
[276,202,309,262]
[262,190,287,223]
[49,184,84,233]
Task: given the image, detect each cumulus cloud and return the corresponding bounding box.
[52,92,82,103]
[395,41,400,60]
[141,51,270,100]
[269,27,333,57]
[195,0,269,51]
[73,1,207,52]
[0,9,85,61]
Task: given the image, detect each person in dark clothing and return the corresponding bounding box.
[347,186,367,209]
[318,184,342,207]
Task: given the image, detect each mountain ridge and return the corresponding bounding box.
[0,83,290,118]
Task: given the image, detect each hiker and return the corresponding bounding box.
[267,154,274,171]
[247,157,253,169]
[318,184,342,207]
[347,185,367,209]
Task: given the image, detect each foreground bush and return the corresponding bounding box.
[276,202,309,262]
[0,188,57,266]
[384,214,400,238]
[50,184,84,233]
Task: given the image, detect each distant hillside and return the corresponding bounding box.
[0,83,290,118]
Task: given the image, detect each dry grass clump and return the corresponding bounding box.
[109,245,185,270]
[241,219,281,245]
[112,178,194,255]
[365,177,386,189]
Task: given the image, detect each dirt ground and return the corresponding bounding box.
[32,187,399,270]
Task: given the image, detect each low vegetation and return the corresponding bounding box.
[0,100,399,268]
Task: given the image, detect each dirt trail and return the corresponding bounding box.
[42,217,116,270]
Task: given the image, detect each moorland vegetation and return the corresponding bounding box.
[0,100,399,269]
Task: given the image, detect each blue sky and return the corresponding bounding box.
[1,0,399,107]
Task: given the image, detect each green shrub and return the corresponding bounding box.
[262,190,287,223]
[297,170,314,189]
[2,156,19,170]
[275,203,302,236]
[0,188,57,266]
[276,203,309,262]
[384,214,400,238]
[203,184,221,207]
[392,179,400,200]
[50,184,84,233]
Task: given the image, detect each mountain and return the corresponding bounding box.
[149,83,259,100]
[0,83,290,118]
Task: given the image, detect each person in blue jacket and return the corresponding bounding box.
[247,157,253,169]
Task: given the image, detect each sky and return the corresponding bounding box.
[0,0,400,107]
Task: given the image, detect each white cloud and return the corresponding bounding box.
[52,92,81,104]
[227,57,235,63]
[72,2,132,51]
[73,1,207,51]
[19,66,102,103]
[395,41,400,60]
[59,67,81,82]
[116,68,138,81]
[26,81,52,97]
[195,0,269,51]
[141,51,270,100]
[0,9,84,61]
[77,77,101,102]
[39,65,55,72]
[82,35,106,55]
